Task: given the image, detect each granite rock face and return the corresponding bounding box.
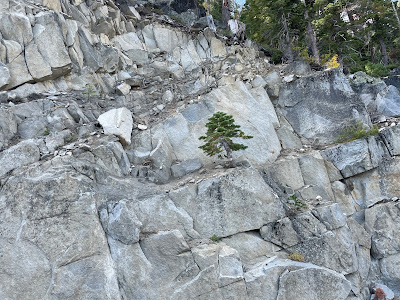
[1,1,400,300]
[278,69,371,145]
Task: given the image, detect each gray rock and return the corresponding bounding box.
[276,115,303,150]
[100,200,142,245]
[299,152,334,201]
[98,107,133,145]
[312,203,346,230]
[218,245,244,287]
[0,109,17,150]
[331,181,357,216]
[264,70,281,98]
[276,266,352,300]
[244,258,303,300]
[346,169,384,208]
[381,124,400,156]
[252,75,267,88]
[0,239,52,300]
[278,69,371,145]
[171,158,202,178]
[321,137,382,178]
[116,82,131,96]
[376,85,400,117]
[172,167,285,238]
[365,202,400,259]
[283,60,312,76]
[378,157,400,199]
[0,62,10,89]
[264,157,305,190]
[379,254,400,293]
[139,230,199,288]
[0,140,40,177]
[33,12,72,77]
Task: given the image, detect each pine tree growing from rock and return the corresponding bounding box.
[199,112,253,167]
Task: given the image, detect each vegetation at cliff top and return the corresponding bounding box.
[240,0,400,75]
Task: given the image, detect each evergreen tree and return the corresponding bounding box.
[199,112,253,167]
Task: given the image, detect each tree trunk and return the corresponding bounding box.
[392,1,400,32]
[282,14,294,63]
[380,39,389,65]
[304,10,320,64]
[222,0,230,28]
[221,139,234,168]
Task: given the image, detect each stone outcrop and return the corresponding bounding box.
[1,1,400,300]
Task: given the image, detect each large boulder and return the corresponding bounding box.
[278,69,371,145]
[321,136,383,178]
[0,140,40,177]
[129,81,281,174]
[376,85,400,117]
[169,167,286,238]
[98,107,133,145]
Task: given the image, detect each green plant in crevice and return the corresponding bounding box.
[82,84,97,101]
[286,194,308,211]
[43,128,50,136]
[210,234,221,242]
[336,120,379,144]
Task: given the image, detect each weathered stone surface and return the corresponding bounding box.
[0,140,40,177]
[222,232,280,266]
[331,181,357,216]
[264,70,281,98]
[171,158,202,178]
[0,109,17,150]
[381,124,400,156]
[171,167,285,238]
[278,69,371,145]
[321,137,382,178]
[283,60,312,76]
[376,85,400,117]
[365,202,400,259]
[378,157,400,198]
[33,12,72,76]
[380,253,400,291]
[276,266,352,300]
[264,157,305,190]
[99,200,142,245]
[0,63,10,89]
[98,107,133,145]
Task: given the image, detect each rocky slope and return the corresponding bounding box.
[1,1,400,299]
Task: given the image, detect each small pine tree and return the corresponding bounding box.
[199,112,253,167]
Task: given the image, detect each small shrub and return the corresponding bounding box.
[336,120,379,143]
[365,62,390,77]
[286,194,307,211]
[82,84,97,101]
[65,134,78,143]
[288,252,305,262]
[210,234,221,242]
[43,128,50,136]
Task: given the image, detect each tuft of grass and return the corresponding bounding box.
[336,120,379,144]
[288,252,305,262]
[286,194,307,211]
[43,128,50,136]
[210,234,221,242]
[65,134,78,143]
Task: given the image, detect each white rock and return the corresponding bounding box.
[98,108,133,145]
[116,83,131,96]
[283,74,295,83]
[138,124,148,130]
